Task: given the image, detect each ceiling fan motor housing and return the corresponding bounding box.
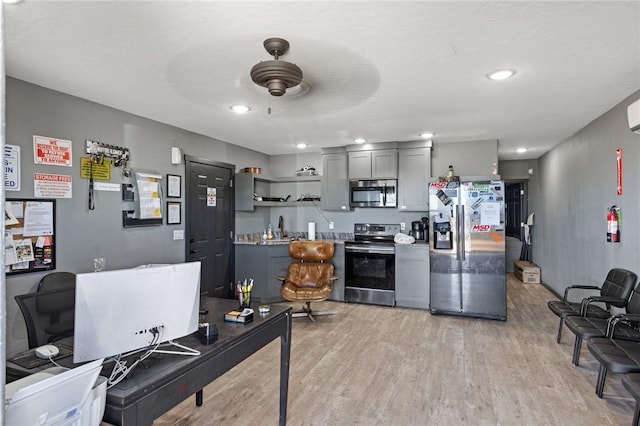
[250,38,303,96]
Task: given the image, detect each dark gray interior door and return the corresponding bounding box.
[185,156,235,298]
[505,182,523,239]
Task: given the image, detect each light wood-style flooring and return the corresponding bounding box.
[155,275,634,425]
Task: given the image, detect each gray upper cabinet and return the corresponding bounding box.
[397,143,431,211]
[347,151,371,179]
[346,142,399,179]
[321,149,350,211]
[371,149,398,178]
[348,149,398,179]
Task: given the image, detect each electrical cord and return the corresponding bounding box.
[106,327,163,389]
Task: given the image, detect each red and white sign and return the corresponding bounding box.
[34,173,72,198]
[616,148,623,196]
[33,135,72,167]
[472,224,491,232]
[429,181,448,189]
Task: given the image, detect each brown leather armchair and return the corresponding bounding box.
[278,240,338,322]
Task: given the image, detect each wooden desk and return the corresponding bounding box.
[7,298,292,426]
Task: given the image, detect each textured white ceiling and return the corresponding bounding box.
[5,1,640,159]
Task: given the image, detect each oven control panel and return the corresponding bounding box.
[354,223,400,237]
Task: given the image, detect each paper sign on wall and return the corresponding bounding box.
[33,135,72,167]
[480,202,500,226]
[4,145,21,191]
[207,187,217,207]
[34,173,72,199]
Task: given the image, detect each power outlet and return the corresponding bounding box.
[93,258,105,272]
[400,222,406,231]
[329,221,334,230]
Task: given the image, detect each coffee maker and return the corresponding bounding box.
[410,220,427,241]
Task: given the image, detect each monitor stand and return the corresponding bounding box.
[152,340,200,356]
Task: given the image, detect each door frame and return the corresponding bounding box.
[184,155,235,297]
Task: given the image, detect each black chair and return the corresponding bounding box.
[548,268,637,343]
[622,373,640,426]
[565,284,640,366]
[15,272,76,349]
[37,271,75,292]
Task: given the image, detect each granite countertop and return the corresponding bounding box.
[235,232,352,245]
[235,239,347,246]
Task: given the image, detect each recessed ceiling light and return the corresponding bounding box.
[353,138,366,144]
[516,147,528,154]
[487,69,516,81]
[295,143,307,149]
[230,105,250,114]
[419,132,434,139]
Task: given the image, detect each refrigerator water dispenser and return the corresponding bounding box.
[433,215,453,250]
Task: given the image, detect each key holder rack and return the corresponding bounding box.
[85,140,130,177]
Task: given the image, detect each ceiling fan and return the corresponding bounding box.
[250,38,303,97]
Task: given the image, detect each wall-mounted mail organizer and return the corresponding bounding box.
[122,170,163,228]
[5,199,56,275]
[85,139,130,177]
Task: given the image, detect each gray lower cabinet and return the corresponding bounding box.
[234,242,346,303]
[395,244,429,309]
[234,244,290,303]
[329,243,345,302]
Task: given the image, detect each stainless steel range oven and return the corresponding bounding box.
[344,223,400,307]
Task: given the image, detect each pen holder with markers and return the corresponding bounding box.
[236,279,254,309]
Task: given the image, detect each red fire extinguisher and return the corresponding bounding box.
[607,205,620,243]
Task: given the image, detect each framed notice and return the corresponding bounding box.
[4,199,56,275]
[166,201,181,225]
[167,174,181,198]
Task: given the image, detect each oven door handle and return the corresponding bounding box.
[345,246,395,254]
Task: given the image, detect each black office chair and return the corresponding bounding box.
[564,284,640,366]
[37,271,75,293]
[15,272,76,349]
[548,268,637,343]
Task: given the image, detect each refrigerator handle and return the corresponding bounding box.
[455,205,461,260]
[458,204,466,261]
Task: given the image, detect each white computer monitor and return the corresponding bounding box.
[73,262,201,363]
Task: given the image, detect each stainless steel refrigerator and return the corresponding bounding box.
[428,180,506,321]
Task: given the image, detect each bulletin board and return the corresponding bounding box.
[5,199,56,275]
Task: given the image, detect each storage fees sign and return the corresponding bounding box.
[34,173,72,198]
[33,135,72,167]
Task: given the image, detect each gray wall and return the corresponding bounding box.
[530,90,640,299]
[5,78,270,354]
[499,159,536,181]
[431,139,498,178]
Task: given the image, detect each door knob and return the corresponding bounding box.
[190,249,197,254]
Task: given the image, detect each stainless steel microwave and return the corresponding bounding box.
[349,179,397,208]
